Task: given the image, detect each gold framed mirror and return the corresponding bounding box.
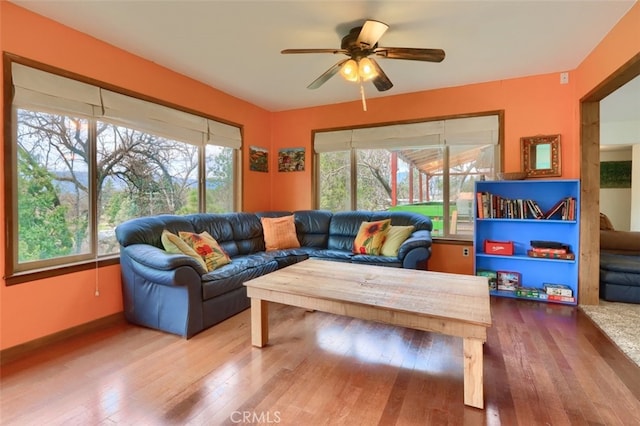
[521,134,561,178]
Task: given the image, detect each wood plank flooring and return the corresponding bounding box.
[1,297,639,425]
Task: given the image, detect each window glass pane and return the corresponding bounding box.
[206,145,234,213]
[314,116,498,240]
[96,122,199,255]
[449,144,495,237]
[391,147,446,237]
[16,109,91,263]
[319,151,351,211]
[356,149,395,211]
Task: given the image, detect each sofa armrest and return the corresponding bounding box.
[397,230,433,260]
[122,244,207,275]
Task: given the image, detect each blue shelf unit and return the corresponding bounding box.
[474,179,580,305]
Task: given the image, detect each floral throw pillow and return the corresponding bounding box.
[179,231,231,272]
[161,229,207,271]
[353,219,391,255]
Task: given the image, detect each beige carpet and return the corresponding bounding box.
[580,300,640,367]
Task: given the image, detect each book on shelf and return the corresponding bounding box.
[529,247,569,254]
[476,269,497,290]
[516,287,541,298]
[496,270,521,291]
[475,191,576,220]
[527,250,575,260]
[543,196,576,220]
[543,283,573,297]
[547,294,576,303]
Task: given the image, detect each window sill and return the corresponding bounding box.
[5,257,120,286]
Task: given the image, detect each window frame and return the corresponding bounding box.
[3,54,243,284]
[312,111,505,241]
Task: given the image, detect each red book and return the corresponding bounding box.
[530,247,568,254]
[527,250,575,260]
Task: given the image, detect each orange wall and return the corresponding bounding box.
[0,2,272,350]
[1,2,638,350]
[575,3,640,99]
[269,73,578,211]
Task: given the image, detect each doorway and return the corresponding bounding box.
[579,53,640,305]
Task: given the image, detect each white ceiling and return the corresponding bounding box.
[11,0,637,113]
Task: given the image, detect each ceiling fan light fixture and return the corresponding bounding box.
[340,59,359,82]
[358,57,377,81]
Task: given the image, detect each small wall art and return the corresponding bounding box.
[600,160,632,188]
[278,147,305,172]
[249,146,269,172]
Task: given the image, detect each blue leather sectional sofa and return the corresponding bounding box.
[115,210,433,338]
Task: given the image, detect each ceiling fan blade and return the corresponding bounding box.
[369,58,393,92]
[356,20,389,48]
[374,47,446,62]
[307,59,349,90]
[281,48,348,55]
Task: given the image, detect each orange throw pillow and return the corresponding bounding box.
[353,219,391,255]
[261,215,301,251]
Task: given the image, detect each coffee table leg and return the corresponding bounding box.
[251,298,269,347]
[463,337,484,409]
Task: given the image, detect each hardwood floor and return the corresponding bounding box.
[1,297,639,425]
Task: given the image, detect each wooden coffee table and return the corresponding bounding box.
[244,259,492,409]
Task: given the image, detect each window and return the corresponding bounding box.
[315,114,501,239]
[7,61,241,280]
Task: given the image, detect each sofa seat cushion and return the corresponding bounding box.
[201,255,278,299]
[600,253,640,303]
[600,253,640,275]
[260,247,315,268]
[309,249,354,262]
[351,254,402,268]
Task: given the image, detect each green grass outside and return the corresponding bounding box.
[388,202,456,236]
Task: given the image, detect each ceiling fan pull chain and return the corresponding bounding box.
[359,83,367,112]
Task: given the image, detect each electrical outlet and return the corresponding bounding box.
[560,72,569,84]
[462,247,470,257]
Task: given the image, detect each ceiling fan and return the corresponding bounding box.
[281,20,445,97]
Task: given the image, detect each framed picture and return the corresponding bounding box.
[249,146,268,172]
[600,160,631,188]
[496,270,521,291]
[521,134,561,178]
[278,147,305,172]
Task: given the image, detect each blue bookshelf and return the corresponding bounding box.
[474,179,580,305]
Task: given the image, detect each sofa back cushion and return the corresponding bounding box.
[328,211,373,251]
[116,215,196,249]
[225,212,266,255]
[327,210,433,253]
[294,210,332,248]
[187,213,238,256]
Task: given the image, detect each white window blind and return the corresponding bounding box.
[207,119,242,150]
[313,129,353,153]
[11,63,241,148]
[12,63,102,116]
[314,115,499,152]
